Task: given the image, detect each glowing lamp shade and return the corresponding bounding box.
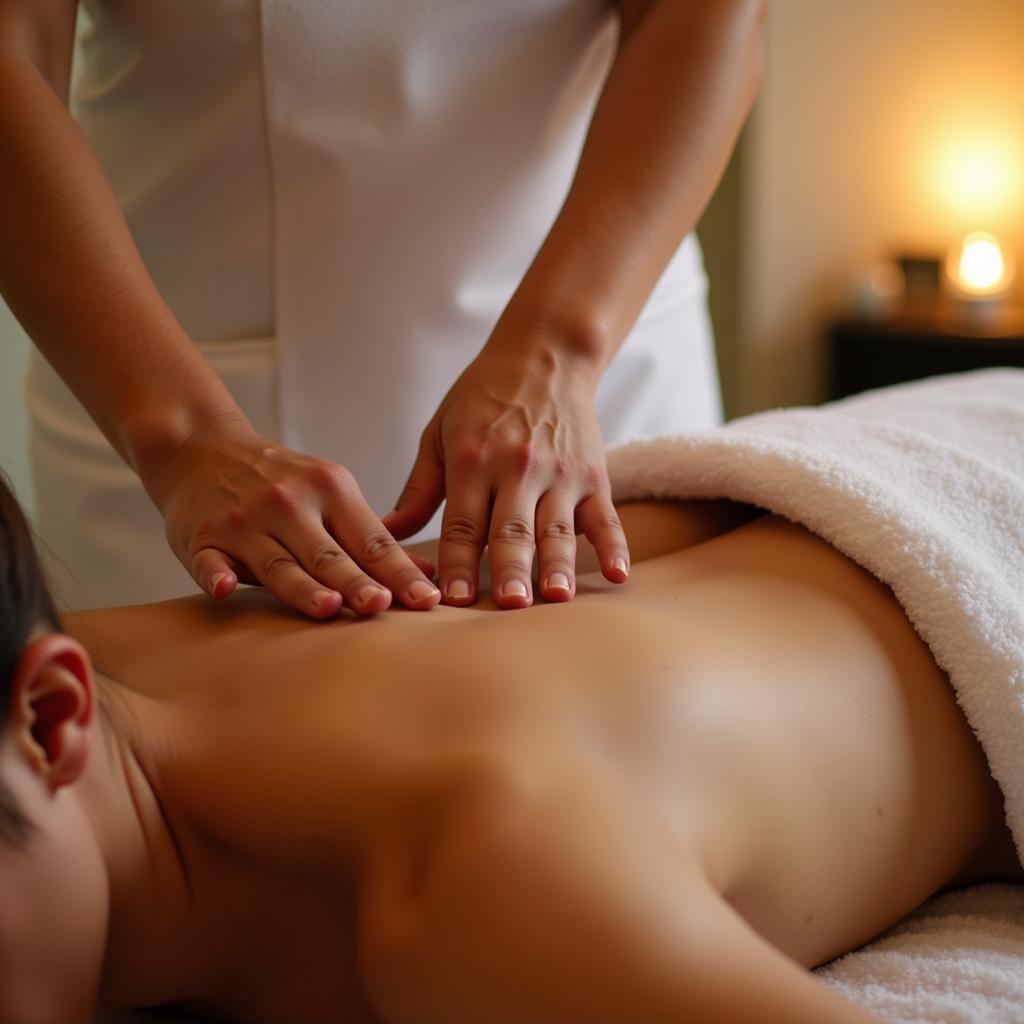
[946,232,1015,299]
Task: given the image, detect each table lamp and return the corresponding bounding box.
[945,231,1015,308]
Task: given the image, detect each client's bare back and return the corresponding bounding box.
[65,500,1015,1024]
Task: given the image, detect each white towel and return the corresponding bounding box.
[816,883,1024,1023]
[608,368,1024,867]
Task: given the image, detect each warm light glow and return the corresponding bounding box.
[959,234,1005,289]
[943,145,1013,214]
[946,232,1014,298]
[927,127,1022,228]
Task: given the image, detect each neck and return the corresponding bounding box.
[78,680,215,1009]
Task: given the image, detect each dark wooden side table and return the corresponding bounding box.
[827,302,1024,400]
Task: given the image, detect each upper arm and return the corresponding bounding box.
[0,0,78,98]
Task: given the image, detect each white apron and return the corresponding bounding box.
[27,0,721,609]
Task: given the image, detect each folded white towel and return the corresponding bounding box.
[608,368,1024,868]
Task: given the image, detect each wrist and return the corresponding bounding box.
[126,402,253,509]
[485,303,614,384]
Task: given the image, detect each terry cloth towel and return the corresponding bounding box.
[816,883,1024,1022]
[607,368,1024,866]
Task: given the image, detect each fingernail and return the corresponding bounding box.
[311,589,336,610]
[210,572,226,596]
[447,579,471,601]
[357,585,383,606]
[545,572,571,593]
[501,579,529,599]
[612,557,629,577]
[408,580,440,602]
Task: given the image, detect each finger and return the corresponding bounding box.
[276,518,402,616]
[190,548,243,599]
[234,534,345,619]
[321,471,440,611]
[575,493,630,584]
[383,437,446,541]
[407,552,437,579]
[232,476,394,616]
[534,489,577,603]
[437,478,491,606]
[488,484,540,610]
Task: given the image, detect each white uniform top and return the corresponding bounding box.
[27,0,721,608]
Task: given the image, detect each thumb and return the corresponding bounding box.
[383,443,446,540]
[190,547,243,599]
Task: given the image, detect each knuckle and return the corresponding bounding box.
[453,442,488,475]
[539,517,574,541]
[261,552,298,580]
[553,458,569,484]
[226,505,248,531]
[584,464,610,492]
[361,531,400,564]
[599,511,624,534]
[263,480,298,512]
[512,441,541,478]
[441,514,485,549]
[490,515,533,546]
[492,556,533,578]
[310,461,355,496]
[310,545,346,573]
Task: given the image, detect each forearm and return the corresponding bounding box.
[494,0,765,368]
[0,51,248,496]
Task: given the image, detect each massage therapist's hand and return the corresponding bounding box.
[383,332,630,608]
[146,422,441,618]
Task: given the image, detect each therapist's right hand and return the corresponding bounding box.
[147,423,441,618]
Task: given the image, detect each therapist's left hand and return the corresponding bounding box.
[382,328,630,608]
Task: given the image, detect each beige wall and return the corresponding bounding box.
[729,0,1024,414]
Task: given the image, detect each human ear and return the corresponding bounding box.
[8,633,95,792]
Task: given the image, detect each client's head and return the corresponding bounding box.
[0,473,108,1023]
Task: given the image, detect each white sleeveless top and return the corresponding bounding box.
[27,0,720,604]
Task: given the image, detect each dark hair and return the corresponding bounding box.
[0,471,59,847]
